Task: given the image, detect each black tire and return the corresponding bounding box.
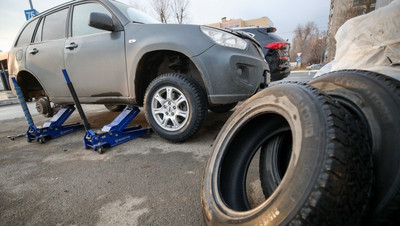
[310,70,400,225]
[144,73,207,142]
[259,130,292,198]
[208,102,237,113]
[202,82,373,225]
[104,104,126,112]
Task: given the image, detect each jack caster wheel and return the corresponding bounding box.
[97,146,104,154]
[38,137,46,144]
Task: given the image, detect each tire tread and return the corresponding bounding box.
[315,70,400,225]
[273,82,373,225]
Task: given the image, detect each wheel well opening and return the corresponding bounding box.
[17,71,45,101]
[135,50,206,106]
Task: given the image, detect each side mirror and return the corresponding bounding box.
[88,12,115,32]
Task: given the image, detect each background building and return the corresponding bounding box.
[0,52,10,91]
[325,0,392,62]
[207,17,273,29]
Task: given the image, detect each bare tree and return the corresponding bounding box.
[291,22,327,66]
[170,0,191,24]
[151,0,170,23]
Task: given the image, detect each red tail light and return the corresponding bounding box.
[279,56,288,60]
[265,42,289,50]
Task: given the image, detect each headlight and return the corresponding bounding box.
[201,26,247,50]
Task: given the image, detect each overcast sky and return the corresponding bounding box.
[0,0,330,52]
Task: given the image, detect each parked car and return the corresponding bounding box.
[233,27,291,81]
[306,63,322,70]
[8,0,269,142]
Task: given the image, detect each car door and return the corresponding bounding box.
[64,2,128,99]
[10,17,39,83]
[25,7,71,98]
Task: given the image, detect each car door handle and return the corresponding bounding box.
[29,48,39,55]
[65,43,78,50]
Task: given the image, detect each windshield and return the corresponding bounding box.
[110,0,160,24]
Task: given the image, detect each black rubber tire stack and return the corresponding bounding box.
[202,82,373,225]
[310,70,400,225]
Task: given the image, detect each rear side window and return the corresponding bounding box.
[42,8,68,41]
[262,33,285,42]
[16,19,38,47]
[241,28,284,43]
[72,3,112,37]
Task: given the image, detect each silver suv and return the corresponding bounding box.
[8,0,269,142]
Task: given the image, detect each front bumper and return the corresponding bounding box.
[191,43,269,104]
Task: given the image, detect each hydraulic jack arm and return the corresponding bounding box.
[61,69,150,154]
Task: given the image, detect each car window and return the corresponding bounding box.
[72,3,112,37]
[240,28,284,43]
[42,8,68,41]
[33,18,44,43]
[110,0,159,24]
[260,32,285,42]
[16,19,38,47]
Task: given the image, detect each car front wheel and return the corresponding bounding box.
[144,73,207,142]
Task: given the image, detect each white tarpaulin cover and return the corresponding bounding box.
[324,0,400,80]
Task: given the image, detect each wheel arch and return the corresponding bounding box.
[16,70,46,101]
[134,50,209,106]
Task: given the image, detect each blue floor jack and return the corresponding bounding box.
[10,77,83,143]
[61,69,150,154]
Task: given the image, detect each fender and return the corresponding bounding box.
[124,24,214,98]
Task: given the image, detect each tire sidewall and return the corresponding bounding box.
[203,85,330,225]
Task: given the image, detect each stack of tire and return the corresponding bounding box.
[202,70,400,225]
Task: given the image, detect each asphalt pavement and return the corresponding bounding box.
[0,71,315,225]
[281,70,317,83]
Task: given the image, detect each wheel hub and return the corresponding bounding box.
[151,86,189,131]
[36,96,51,117]
[164,101,177,116]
